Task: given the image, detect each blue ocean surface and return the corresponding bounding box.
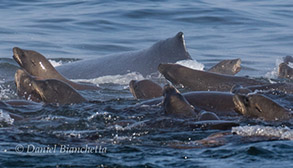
[0,0,293,167]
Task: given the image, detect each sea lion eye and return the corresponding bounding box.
[243,97,249,105]
[31,60,36,66]
[255,104,262,113]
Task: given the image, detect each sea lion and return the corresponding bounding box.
[129,80,163,99]
[279,63,293,79]
[162,85,225,120]
[233,93,292,121]
[15,69,87,105]
[129,59,242,99]
[140,90,237,116]
[162,85,198,118]
[207,58,241,75]
[56,32,192,79]
[158,63,265,91]
[13,47,99,90]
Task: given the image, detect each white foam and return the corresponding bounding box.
[265,57,283,79]
[232,125,293,140]
[49,60,63,67]
[0,109,14,125]
[72,72,145,85]
[0,85,12,99]
[176,59,205,70]
[111,121,147,131]
[87,111,110,120]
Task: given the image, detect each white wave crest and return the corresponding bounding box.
[232,125,293,140]
[72,72,144,85]
[176,59,204,71]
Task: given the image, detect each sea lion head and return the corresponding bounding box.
[162,84,180,96]
[13,47,57,79]
[15,69,42,102]
[233,93,291,121]
[15,69,86,105]
[162,84,197,118]
[158,63,183,85]
[225,58,242,75]
[129,80,163,99]
[208,58,241,75]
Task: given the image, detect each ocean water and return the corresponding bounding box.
[1,0,293,167]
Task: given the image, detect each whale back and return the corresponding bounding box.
[57,32,191,79]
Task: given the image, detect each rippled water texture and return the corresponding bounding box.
[1,0,293,167]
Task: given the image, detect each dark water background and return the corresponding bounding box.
[1,0,293,167]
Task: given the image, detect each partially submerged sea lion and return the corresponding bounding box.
[158,63,264,91]
[15,69,87,105]
[140,89,237,116]
[13,47,99,90]
[129,80,163,99]
[162,85,225,120]
[233,93,292,121]
[162,85,197,118]
[130,60,243,99]
[56,32,192,79]
[207,58,241,75]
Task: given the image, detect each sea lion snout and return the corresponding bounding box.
[129,80,138,98]
[232,94,247,116]
[234,58,242,73]
[13,47,25,66]
[15,69,31,86]
[162,84,179,97]
[157,63,165,73]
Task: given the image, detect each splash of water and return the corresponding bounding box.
[0,84,13,99]
[49,60,63,67]
[0,109,14,125]
[265,57,283,79]
[72,72,145,85]
[176,59,205,71]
